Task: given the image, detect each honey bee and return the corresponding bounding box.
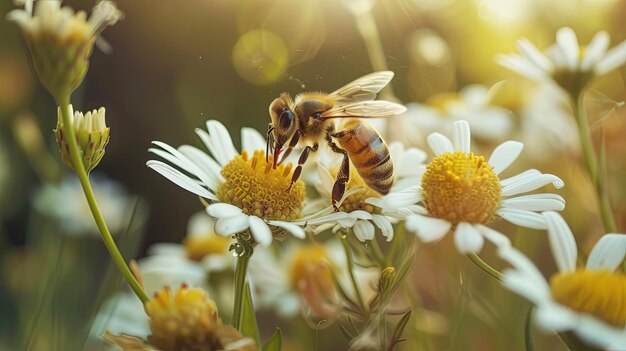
[267,71,407,210]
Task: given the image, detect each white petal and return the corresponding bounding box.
[349,210,374,220]
[575,314,626,349]
[501,270,549,304]
[580,31,610,71]
[500,193,565,211]
[249,216,272,246]
[543,211,577,273]
[372,214,394,242]
[496,54,548,80]
[207,203,242,218]
[397,148,427,178]
[534,303,578,331]
[501,172,564,196]
[496,208,547,230]
[516,38,554,72]
[594,39,626,75]
[206,120,238,165]
[215,214,250,236]
[353,220,375,241]
[452,120,471,153]
[556,27,580,71]
[147,160,216,199]
[586,233,626,271]
[488,141,524,175]
[498,246,551,299]
[405,215,451,243]
[454,222,484,253]
[499,169,541,188]
[269,220,306,239]
[427,133,454,156]
[241,127,267,154]
[476,224,511,249]
[178,145,224,190]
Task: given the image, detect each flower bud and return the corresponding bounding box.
[54,105,110,173]
[7,0,122,100]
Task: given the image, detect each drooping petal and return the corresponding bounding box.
[500,193,565,211]
[476,225,511,249]
[496,54,548,80]
[269,220,306,239]
[454,222,484,253]
[499,169,541,188]
[488,141,524,175]
[498,246,551,301]
[354,220,375,241]
[452,120,471,153]
[496,208,547,230]
[249,216,272,246]
[405,215,451,243]
[586,233,626,271]
[215,214,250,236]
[534,302,578,332]
[426,133,454,156]
[206,203,242,218]
[543,211,577,273]
[595,39,626,75]
[372,214,394,242]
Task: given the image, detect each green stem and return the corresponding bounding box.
[369,239,386,268]
[386,224,405,267]
[340,234,368,316]
[232,253,250,330]
[57,99,148,303]
[466,253,503,282]
[572,93,617,234]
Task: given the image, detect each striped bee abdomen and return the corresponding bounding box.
[335,121,394,195]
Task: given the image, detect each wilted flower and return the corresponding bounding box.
[7,0,123,99]
[54,105,110,173]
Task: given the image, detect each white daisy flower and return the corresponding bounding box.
[248,240,379,321]
[497,27,626,94]
[405,120,565,254]
[33,174,137,237]
[312,142,426,242]
[147,120,345,246]
[499,211,626,349]
[405,84,514,144]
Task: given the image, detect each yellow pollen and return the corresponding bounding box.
[426,92,461,111]
[184,234,230,261]
[550,269,626,327]
[421,151,501,224]
[216,150,305,221]
[334,166,381,213]
[145,285,221,351]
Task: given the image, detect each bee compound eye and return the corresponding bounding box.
[279,109,293,129]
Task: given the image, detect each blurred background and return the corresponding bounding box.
[0,0,625,350]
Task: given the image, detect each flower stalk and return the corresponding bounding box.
[230,239,253,331]
[571,93,617,234]
[467,253,503,282]
[339,233,368,316]
[57,99,148,303]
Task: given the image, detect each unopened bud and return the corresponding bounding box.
[55,105,110,173]
[379,266,396,294]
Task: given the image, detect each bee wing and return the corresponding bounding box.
[321,100,407,119]
[328,71,395,104]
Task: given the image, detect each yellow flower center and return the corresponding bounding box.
[216,150,305,221]
[421,151,501,224]
[550,269,626,327]
[426,92,461,111]
[184,234,230,261]
[339,167,382,213]
[145,285,221,351]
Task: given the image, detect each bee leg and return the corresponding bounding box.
[331,150,350,212]
[265,123,274,163]
[278,129,301,166]
[287,144,313,191]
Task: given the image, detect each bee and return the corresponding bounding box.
[267,71,407,210]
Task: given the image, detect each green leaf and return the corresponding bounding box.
[388,310,411,350]
[240,283,261,346]
[262,328,282,351]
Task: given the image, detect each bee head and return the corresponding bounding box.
[269,94,297,165]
